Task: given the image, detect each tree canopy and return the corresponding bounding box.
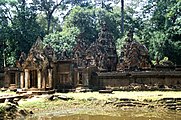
[0,0,180,68]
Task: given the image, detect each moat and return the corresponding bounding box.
[27,111,181,120]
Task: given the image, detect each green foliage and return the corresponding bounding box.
[0,105,5,114]
[140,0,181,64]
[64,6,121,45]
[0,0,180,67]
[0,0,43,66]
[11,0,43,61]
[148,31,166,60]
[152,56,174,66]
[44,5,122,59]
[44,27,80,57]
[63,6,97,44]
[32,0,71,34]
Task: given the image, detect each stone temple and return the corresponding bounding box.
[119,30,151,71]
[1,24,181,92]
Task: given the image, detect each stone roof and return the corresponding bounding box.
[18,36,54,70]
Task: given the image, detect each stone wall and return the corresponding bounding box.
[54,60,73,90]
[3,67,20,89]
[94,71,181,90]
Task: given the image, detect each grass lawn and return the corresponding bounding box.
[17,91,181,113]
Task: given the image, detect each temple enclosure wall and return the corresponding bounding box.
[93,71,181,90]
[2,66,181,91]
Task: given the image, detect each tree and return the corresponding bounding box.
[44,5,122,57]
[0,0,43,66]
[0,0,17,67]
[121,0,124,34]
[43,27,80,59]
[142,0,181,64]
[65,6,121,43]
[32,0,65,34]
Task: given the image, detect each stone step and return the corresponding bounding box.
[119,98,136,101]
[0,95,24,103]
[116,103,136,107]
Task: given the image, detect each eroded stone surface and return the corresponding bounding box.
[119,30,150,71]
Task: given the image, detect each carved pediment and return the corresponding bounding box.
[21,36,49,70]
[118,30,151,70]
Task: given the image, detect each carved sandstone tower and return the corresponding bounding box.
[94,22,118,71]
[119,30,150,71]
[18,36,55,90]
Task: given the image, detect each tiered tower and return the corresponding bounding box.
[93,22,118,71]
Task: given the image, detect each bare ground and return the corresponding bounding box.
[16,91,181,119]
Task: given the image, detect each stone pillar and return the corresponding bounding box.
[20,72,24,88]
[77,71,80,85]
[4,72,10,88]
[48,69,53,88]
[42,71,46,89]
[83,68,89,87]
[24,69,29,89]
[15,73,18,85]
[37,70,41,89]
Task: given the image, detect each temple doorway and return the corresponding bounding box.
[10,73,15,84]
[78,72,83,84]
[30,70,38,88]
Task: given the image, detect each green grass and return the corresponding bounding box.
[2,91,181,115]
[16,91,181,118]
[19,98,50,110]
[0,105,5,113]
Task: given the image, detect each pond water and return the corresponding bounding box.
[26,109,181,120]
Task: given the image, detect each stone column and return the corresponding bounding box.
[20,72,24,88]
[15,73,18,85]
[77,71,79,85]
[37,70,41,89]
[42,70,46,89]
[83,68,89,87]
[24,69,29,89]
[48,69,53,88]
[4,72,10,88]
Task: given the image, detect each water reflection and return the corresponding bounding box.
[27,110,181,120]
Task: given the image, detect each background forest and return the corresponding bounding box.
[0,0,180,68]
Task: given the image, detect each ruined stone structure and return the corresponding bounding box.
[3,67,20,90]
[53,60,73,91]
[119,30,150,71]
[71,34,89,90]
[72,34,88,68]
[17,37,54,90]
[1,25,181,92]
[72,23,118,71]
[0,69,4,88]
[86,23,118,72]
[71,23,118,90]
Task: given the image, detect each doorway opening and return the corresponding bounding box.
[30,70,38,88]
